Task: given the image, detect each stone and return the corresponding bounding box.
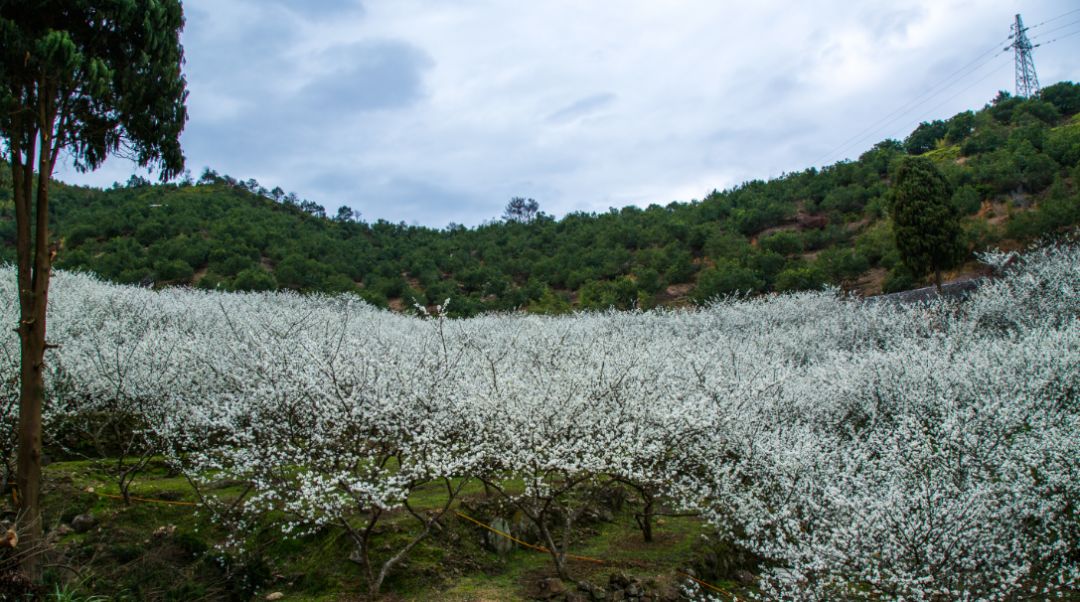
[609,571,632,590]
[71,513,96,534]
[153,524,177,538]
[734,569,756,585]
[576,580,606,601]
[537,577,566,599]
[485,517,515,555]
[264,593,284,601]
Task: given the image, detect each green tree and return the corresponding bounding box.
[890,157,962,291]
[233,267,278,292]
[692,259,763,302]
[1039,81,1080,116]
[0,1,187,576]
[904,120,948,155]
[774,264,826,292]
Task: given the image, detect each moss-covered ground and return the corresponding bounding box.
[19,460,742,601]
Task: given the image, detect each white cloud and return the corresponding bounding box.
[55,0,1080,226]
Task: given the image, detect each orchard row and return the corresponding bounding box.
[1,242,1077,600]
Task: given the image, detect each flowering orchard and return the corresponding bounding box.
[1,243,1077,600]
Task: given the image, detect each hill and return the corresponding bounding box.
[2,82,1079,317]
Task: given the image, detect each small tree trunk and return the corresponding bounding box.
[15,326,45,577]
[12,99,58,581]
[934,267,943,294]
[537,515,570,581]
[636,493,655,543]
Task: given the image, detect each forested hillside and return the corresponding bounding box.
[2,83,1079,317]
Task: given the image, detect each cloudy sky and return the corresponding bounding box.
[56,0,1080,227]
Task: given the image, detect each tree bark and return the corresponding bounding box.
[636,492,655,543]
[11,85,58,581]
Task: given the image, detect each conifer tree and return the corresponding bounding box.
[891,156,962,292]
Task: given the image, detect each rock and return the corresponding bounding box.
[576,580,606,601]
[564,592,589,602]
[153,524,177,538]
[609,571,632,590]
[734,569,756,585]
[71,513,96,534]
[625,580,644,597]
[537,577,566,599]
[264,593,284,601]
[485,517,515,555]
[589,506,614,523]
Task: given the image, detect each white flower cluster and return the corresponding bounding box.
[0,242,1076,600]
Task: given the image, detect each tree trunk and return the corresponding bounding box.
[11,94,57,581]
[934,267,943,294]
[636,493,655,543]
[15,316,45,576]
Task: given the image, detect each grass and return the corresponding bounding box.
[26,460,725,601]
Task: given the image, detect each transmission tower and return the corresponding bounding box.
[1008,13,1040,98]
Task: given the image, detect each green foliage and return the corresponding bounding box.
[904,120,947,155]
[232,268,277,292]
[3,87,1077,312]
[890,156,963,284]
[951,185,982,216]
[773,263,826,292]
[527,287,571,315]
[945,111,975,144]
[1011,99,1060,125]
[1038,81,1080,116]
[854,222,899,268]
[758,231,803,256]
[882,265,918,293]
[817,248,870,283]
[988,90,1024,124]
[0,0,187,178]
[1045,121,1080,167]
[692,259,764,302]
[961,112,1009,156]
[579,277,641,311]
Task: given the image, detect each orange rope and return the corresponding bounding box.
[455,510,744,598]
[677,570,748,601]
[454,510,605,564]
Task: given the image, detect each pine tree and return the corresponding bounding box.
[891,156,962,292]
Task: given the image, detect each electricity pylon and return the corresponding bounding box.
[1008,14,1040,98]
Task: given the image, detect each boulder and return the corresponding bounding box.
[485,517,515,555]
[536,577,566,599]
[734,569,756,585]
[71,513,96,534]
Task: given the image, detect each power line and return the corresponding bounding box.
[1026,8,1080,30]
[1029,18,1080,41]
[888,61,1012,142]
[1037,28,1080,47]
[812,8,1074,168]
[813,46,1010,166]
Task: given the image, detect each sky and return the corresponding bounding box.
[55,0,1080,227]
